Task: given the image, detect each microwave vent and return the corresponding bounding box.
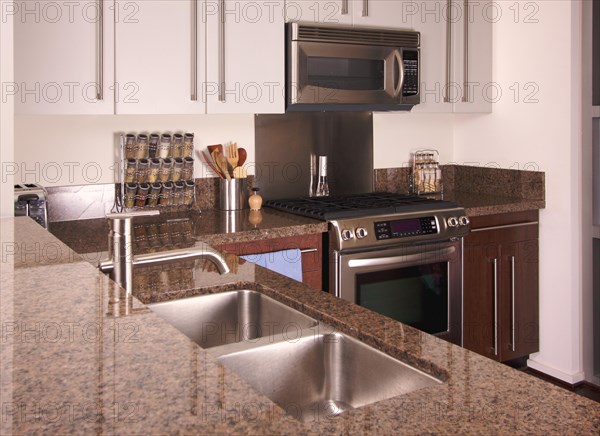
[294,24,419,48]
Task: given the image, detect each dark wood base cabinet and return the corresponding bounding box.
[463,211,539,362]
[217,234,323,290]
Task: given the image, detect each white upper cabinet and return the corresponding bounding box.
[412,0,492,113]
[284,0,353,25]
[205,1,285,114]
[116,0,206,114]
[14,0,115,114]
[351,0,413,29]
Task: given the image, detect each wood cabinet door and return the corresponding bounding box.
[463,232,501,361]
[115,0,206,114]
[499,237,539,361]
[14,0,115,114]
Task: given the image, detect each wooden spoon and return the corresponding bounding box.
[198,150,224,178]
[237,147,247,166]
[212,150,231,180]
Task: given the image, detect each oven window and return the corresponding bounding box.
[306,57,384,90]
[356,262,448,334]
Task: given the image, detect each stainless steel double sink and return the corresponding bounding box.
[149,290,441,423]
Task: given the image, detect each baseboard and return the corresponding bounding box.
[527,359,585,384]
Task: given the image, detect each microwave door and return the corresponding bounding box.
[291,41,402,105]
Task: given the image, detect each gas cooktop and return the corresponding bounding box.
[265,192,458,221]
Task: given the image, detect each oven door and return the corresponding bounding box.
[289,40,411,106]
[334,239,462,345]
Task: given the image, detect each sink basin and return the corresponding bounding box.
[147,290,318,349]
[217,332,442,422]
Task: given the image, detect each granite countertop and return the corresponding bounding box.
[444,191,545,217]
[2,217,598,435]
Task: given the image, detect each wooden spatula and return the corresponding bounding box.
[212,150,231,180]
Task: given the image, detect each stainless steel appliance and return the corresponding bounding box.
[14,183,49,229]
[266,193,470,345]
[287,23,420,111]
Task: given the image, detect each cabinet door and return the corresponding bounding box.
[411,0,450,113]
[499,238,539,361]
[452,0,492,113]
[116,0,206,114]
[351,0,413,29]
[284,0,352,25]
[412,0,492,113]
[463,234,501,361]
[14,0,114,114]
[205,1,285,114]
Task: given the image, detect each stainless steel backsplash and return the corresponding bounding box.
[254,112,373,200]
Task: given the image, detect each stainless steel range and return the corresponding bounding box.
[266,192,470,345]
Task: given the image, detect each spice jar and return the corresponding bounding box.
[172,133,184,158]
[183,180,195,206]
[147,182,162,207]
[172,158,184,182]
[124,134,136,159]
[148,133,160,159]
[159,181,173,206]
[136,134,149,159]
[136,183,150,207]
[183,133,194,158]
[136,158,150,183]
[173,181,185,205]
[148,158,161,183]
[158,133,172,159]
[182,157,194,181]
[124,183,137,209]
[159,158,173,182]
[124,158,137,183]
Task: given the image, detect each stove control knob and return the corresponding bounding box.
[447,217,459,228]
[459,216,470,226]
[355,227,368,239]
[341,229,355,241]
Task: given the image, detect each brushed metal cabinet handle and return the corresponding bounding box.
[492,257,498,356]
[444,0,452,103]
[300,248,318,254]
[97,0,104,101]
[362,0,368,17]
[218,0,226,102]
[191,0,198,101]
[510,255,516,352]
[341,0,348,14]
[462,0,469,102]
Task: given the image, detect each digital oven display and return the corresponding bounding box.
[374,217,438,240]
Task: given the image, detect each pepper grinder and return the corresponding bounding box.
[248,187,263,210]
[315,155,330,197]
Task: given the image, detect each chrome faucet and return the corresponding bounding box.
[99,211,230,295]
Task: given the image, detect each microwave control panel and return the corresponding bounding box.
[374,216,437,240]
[402,49,419,97]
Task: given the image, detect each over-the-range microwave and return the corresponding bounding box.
[286,22,420,111]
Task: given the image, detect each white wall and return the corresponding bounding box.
[373,113,454,168]
[13,114,255,186]
[1,2,14,217]
[454,0,584,382]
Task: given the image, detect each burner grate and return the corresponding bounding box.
[266,192,456,220]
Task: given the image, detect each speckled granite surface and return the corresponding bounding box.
[374,165,545,216]
[2,217,598,434]
[50,208,327,256]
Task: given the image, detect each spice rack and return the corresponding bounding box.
[117,132,196,212]
[410,149,443,195]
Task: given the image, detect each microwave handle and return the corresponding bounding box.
[348,246,456,269]
[393,50,404,98]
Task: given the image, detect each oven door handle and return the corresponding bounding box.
[347,246,456,268]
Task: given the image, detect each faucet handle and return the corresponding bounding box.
[106,210,160,220]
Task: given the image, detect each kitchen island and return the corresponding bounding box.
[1,216,598,434]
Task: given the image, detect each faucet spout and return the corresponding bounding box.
[131,243,230,274]
[99,211,229,295]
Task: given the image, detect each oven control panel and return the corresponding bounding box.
[374,216,438,240]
